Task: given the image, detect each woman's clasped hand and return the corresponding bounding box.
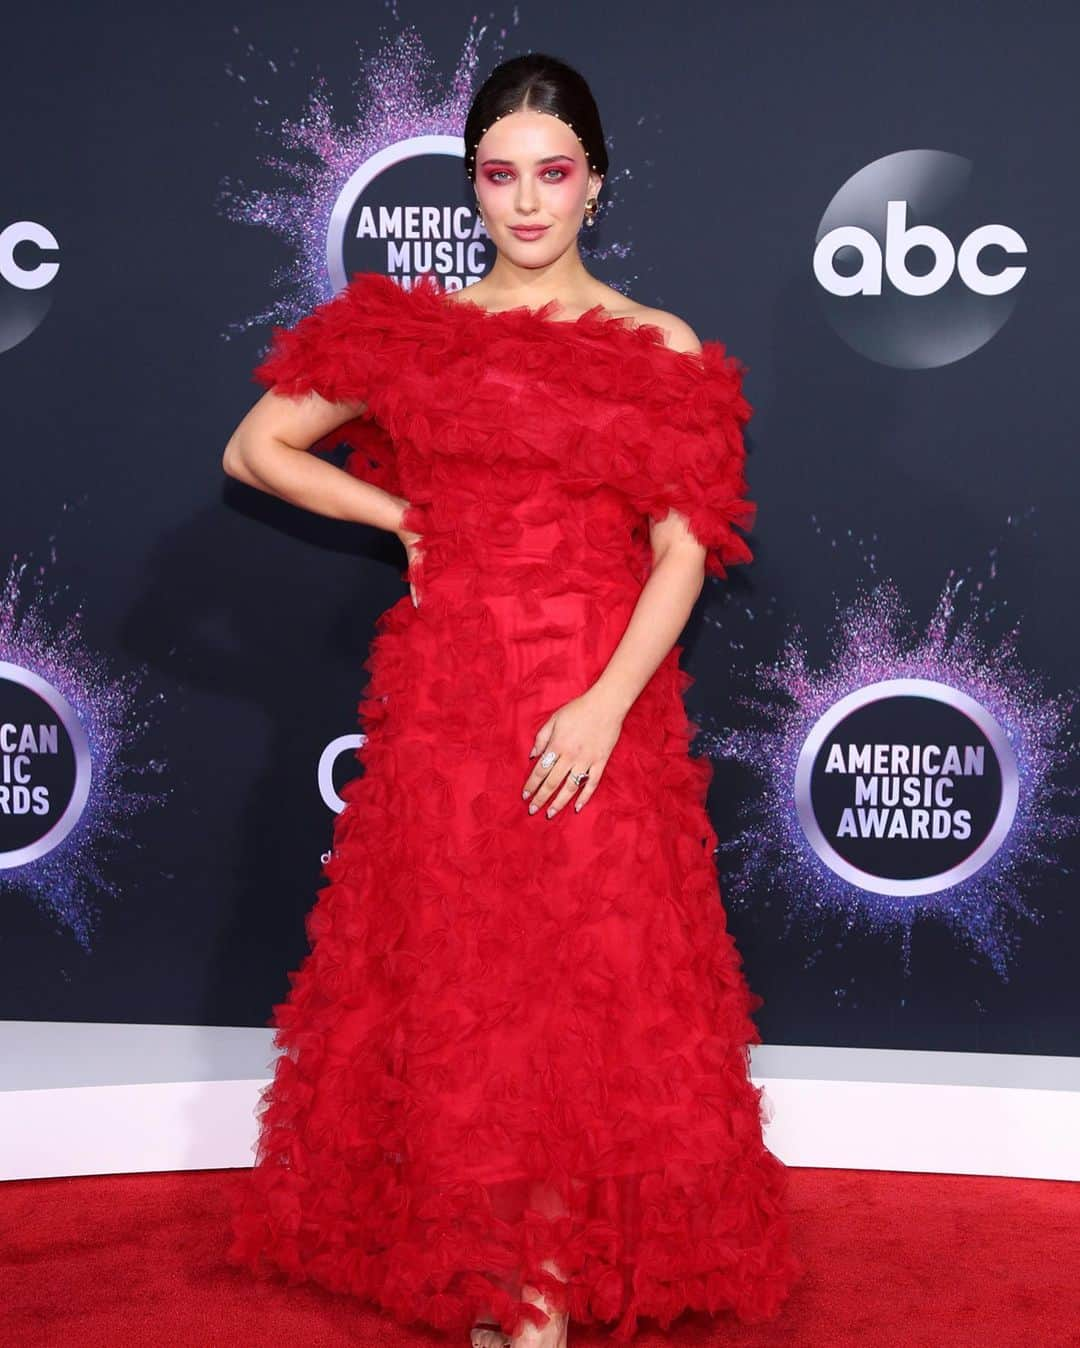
[522,689,626,817]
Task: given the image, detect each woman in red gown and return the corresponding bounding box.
[223,50,801,1348]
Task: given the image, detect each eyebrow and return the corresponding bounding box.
[477,153,576,167]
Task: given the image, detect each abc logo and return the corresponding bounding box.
[0,219,60,355]
[1,220,60,291]
[813,149,1027,368]
[815,200,1025,299]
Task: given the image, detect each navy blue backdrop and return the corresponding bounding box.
[1,0,1077,1057]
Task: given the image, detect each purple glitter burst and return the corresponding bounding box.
[0,541,167,949]
[699,514,1079,981]
[215,18,636,335]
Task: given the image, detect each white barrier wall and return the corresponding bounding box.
[2,1023,1077,1183]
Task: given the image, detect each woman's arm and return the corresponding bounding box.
[522,312,715,818]
[222,388,410,533]
[521,514,707,818]
[590,518,706,715]
[590,305,711,717]
[223,388,428,603]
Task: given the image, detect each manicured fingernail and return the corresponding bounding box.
[546,807,555,818]
[522,789,530,799]
[528,804,538,814]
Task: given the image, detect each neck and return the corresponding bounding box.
[481,246,597,307]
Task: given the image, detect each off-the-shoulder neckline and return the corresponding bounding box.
[440,287,639,328]
[367,270,714,372]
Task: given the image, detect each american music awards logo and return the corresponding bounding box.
[325,135,490,290]
[0,661,91,867]
[795,679,1018,897]
[703,551,1077,981]
[0,552,167,947]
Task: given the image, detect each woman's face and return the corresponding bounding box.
[473,108,600,263]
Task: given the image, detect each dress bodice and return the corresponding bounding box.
[252,270,756,595]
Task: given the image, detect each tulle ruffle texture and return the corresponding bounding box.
[226,271,801,1339]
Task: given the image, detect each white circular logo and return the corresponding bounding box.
[0,660,91,868]
[813,149,1027,368]
[794,678,1018,896]
[0,220,60,354]
[326,135,489,290]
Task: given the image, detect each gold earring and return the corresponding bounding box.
[584,195,599,226]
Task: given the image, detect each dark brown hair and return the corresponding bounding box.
[463,52,609,184]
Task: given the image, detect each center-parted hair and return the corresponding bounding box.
[463,52,609,185]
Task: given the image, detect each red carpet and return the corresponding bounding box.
[1,1167,1077,1347]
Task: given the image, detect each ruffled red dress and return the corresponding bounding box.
[225,270,803,1340]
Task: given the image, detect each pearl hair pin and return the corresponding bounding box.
[466,109,599,176]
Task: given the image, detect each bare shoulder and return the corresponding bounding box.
[601,286,702,354]
[627,304,703,354]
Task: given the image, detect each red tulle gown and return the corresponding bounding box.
[225,269,803,1339]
